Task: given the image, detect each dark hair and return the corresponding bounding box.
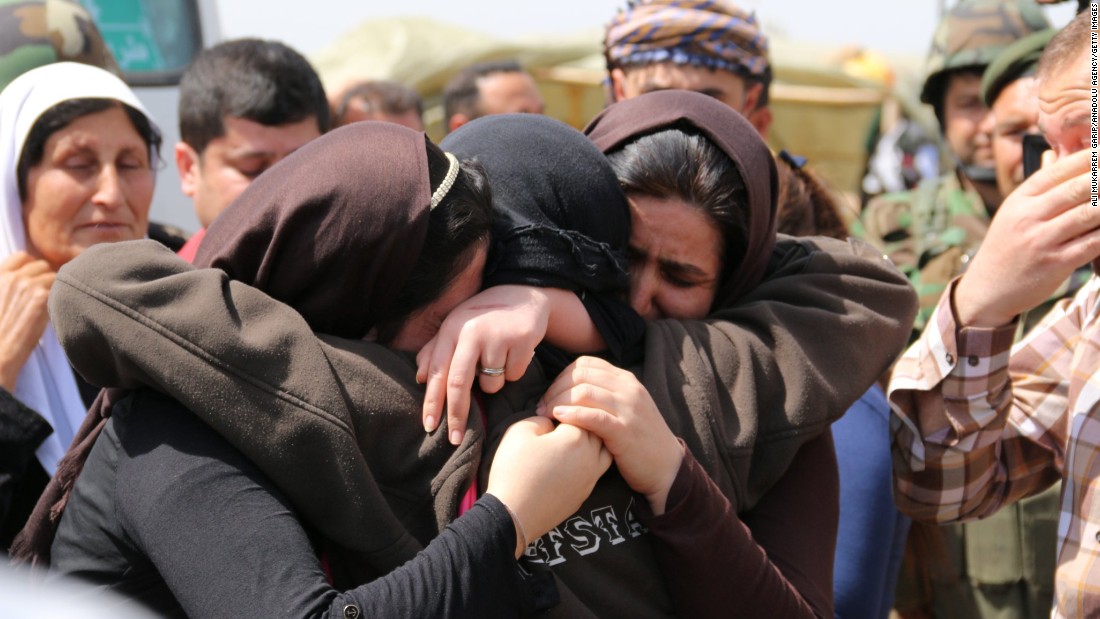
[17,98,161,202]
[1038,9,1090,83]
[334,80,423,126]
[605,125,749,295]
[774,156,848,240]
[178,38,329,153]
[443,59,524,128]
[373,139,493,341]
[928,66,984,132]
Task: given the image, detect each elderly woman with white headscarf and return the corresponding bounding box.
[0,62,160,550]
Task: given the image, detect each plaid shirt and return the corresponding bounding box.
[890,274,1100,617]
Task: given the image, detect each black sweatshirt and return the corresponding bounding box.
[50,389,555,619]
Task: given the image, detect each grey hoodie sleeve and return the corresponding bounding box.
[49,240,424,574]
[640,235,917,512]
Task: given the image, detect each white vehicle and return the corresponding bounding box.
[81,0,221,233]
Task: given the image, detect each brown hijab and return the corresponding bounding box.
[194,121,433,339]
[584,89,779,308]
[11,121,441,568]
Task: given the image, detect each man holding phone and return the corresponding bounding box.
[980,29,1092,335]
[888,19,1074,619]
[890,10,1100,615]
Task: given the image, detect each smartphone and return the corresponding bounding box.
[1022,134,1051,179]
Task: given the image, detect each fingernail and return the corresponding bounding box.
[535,401,546,416]
[450,430,463,445]
[424,415,436,433]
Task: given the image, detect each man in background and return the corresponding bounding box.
[442,59,543,133]
[331,79,423,130]
[860,0,1049,334]
[602,0,773,138]
[174,38,328,261]
[982,30,1049,198]
[861,3,1058,618]
[889,9,1100,614]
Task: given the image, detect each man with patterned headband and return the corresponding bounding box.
[603,0,773,138]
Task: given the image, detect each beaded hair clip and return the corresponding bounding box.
[430,152,460,209]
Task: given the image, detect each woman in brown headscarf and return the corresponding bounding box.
[17,122,609,618]
[524,90,849,618]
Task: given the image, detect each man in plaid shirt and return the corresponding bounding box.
[890,10,1100,616]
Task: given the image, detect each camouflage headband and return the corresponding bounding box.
[604,0,769,78]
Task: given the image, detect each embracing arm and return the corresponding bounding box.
[114,396,558,619]
[50,239,620,582]
[416,285,605,443]
[642,235,917,510]
[642,435,836,619]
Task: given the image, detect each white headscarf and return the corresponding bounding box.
[0,62,156,474]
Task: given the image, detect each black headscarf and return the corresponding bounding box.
[194,121,434,339]
[441,114,644,368]
[585,89,779,309]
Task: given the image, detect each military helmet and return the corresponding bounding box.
[0,0,119,93]
[920,0,1049,104]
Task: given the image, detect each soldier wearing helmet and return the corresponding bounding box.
[859,0,1049,337]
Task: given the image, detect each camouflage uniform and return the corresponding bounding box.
[859,0,1051,339]
[0,0,119,93]
[858,3,1075,619]
[859,172,991,337]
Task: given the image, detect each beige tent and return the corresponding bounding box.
[311,17,932,209]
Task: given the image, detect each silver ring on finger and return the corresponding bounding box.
[478,366,506,377]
